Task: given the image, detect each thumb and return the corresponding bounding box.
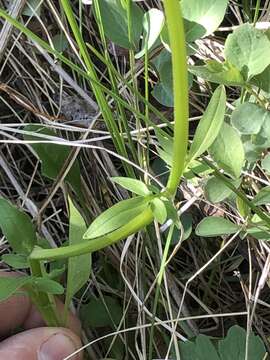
[0,327,82,360]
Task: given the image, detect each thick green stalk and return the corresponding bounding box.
[164,0,189,197]
[28,259,61,327]
[30,208,154,261]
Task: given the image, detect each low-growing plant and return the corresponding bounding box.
[1,0,270,358]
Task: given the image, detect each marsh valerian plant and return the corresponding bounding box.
[1,1,270,356]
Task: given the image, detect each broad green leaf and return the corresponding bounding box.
[261,154,270,174]
[22,0,42,17]
[24,125,82,200]
[188,85,226,163]
[224,24,270,79]
[152,49,193,107]
[95,0,143,49]
[150,198,167,224]
[219,325,266,360]
[0,198,36,255]
[255,117,270,149]
[242,138,263,164]
[195,217,240,237]
[80,295,122,327]
[181,0,229,37]
[204,177,241,203]
[84,196,149,239]
[0,276,31,301]
[236,196,250,218]
[253,186,270,206]
[135,9,164,59]
[251,65,270,93]
[209,123,245,178]
[65,198,91,310]
[231,103,269,135]
[189,60,245,86]
[195,335,220,360]
[1,254,29,269]
[111,177,151,196]
[33,277,64,295]
[52,33,69,52]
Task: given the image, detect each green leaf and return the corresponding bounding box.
[22,0,42,17]
[195,335,220,360]
[189,60,245,86]
[209,123,245,178]
[251,64,270,93]
[231,103,269,135]
[1,254,29,269]
[261,154,270,174]
[247,225,270,241]
[195,217,240,237]
[80,295,122,328]
[181,0,229,37]
[152,49,193,107]
[253,186,270,206]
[188,85,226,163]
[224,24,270,79]
[52,33,69,52]
[150,198,167,224]
[204,177,241,203]
[0,198,36,255]
[135,9,164,59]
[95,0,143,49]
[33,277,64,295]
[65,197,91,309]
[219,325,266,360]
[111,177,151,196]
[84,196,149,239]
[0,276,31,301]
[24,125,82,200]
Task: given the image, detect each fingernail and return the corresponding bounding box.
[38,333,78,360]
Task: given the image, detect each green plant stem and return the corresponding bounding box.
[30,207,154,261]
[164,0,189,197]
[148,225,174,360]
[28,259,61,327]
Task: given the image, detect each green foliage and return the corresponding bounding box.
[204,177,241,203]
[189,60,245,86]
[0,198,36,255]
[181,0,229,37]
[80,295,122,328]
[261,154,270,174]
[33,277,64,295]
[22,0,42,17]
[24,125,82,199]
[187,85,226,164]
[253,186,270,206]
[94,0,143,49]
[1,254,29,269]
[65,198,91,313]
[224,23,270,79]
[179,325,266,360]
[84,196,151,239]
[0,276,31,301]
[135,9,164,59]
[195,217,240,237]
[111,177,151,196]
[209,123,245,179]
[231,102,269,135]
[150,197,167,224]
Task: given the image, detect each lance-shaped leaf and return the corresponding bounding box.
[187,85,226,164]
[84,196,150,239]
